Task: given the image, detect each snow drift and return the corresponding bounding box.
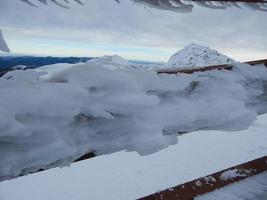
[0,60,267,180]
[166,44,234,69]
[86,55,134,70]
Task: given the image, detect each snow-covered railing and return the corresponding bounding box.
[138,156,267,200]
[157,59,267,74]
[1,59,267,182]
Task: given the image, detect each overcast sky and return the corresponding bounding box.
[0,0,266,61]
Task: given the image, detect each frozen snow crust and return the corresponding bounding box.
[167,44,234,69]
[0,61,267,179]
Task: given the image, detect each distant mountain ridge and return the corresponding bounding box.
[0,56,92,69]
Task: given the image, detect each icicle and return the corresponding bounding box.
[50,0,70,9]
[131,0,193,13]
[20,0,38,7]
[17,0,267,12]
[73,0,84,5]
[0,30,10,53]
[37,0,48,5]
[240,2,267,11]
[19,0,82,8]
[131,0,267,12]
[193,1,227,9]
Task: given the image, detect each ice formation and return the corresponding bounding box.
[0,30,10,53]
[17,0,267,12]
[0,59,267,179]
[166,43,234,69]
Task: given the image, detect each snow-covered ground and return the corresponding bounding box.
[86,55,135,70]
[0,113,266,200]
[35,62,79,79]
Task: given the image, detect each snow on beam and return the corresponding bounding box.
[157,59,267,74]
[138,156,267,200]
[158,64,233,75]
[246,59,267,66]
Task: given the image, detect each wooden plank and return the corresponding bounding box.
[246,59,267,66]
[138,156,267,200]
[157,59,267,75]
[157,64,233,74]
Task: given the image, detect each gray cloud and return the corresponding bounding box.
[0,0,266,61]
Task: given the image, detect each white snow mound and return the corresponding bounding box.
[87,55,132,70]
[167,44,234,68]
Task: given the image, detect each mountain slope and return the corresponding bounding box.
[167,44,234,68]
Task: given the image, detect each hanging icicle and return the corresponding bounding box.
[17,0,267,12]
[19,0,84,8]
[0,30,10,53]
[130,0,267,12]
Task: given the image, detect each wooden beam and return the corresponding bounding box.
[138,156,267,200]
[157,59,267,75]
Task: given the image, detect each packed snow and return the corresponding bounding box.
[0,57,267,180]
[195,172,267,200]
[0,113,266,200]
[166,43,234,69]
[0,30,10,53]
[86,55,135,70]
[220,169,251,181]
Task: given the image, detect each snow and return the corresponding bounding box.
[0,30,10,53]
[86,55,135,70]
[16,0,267,12]
[131,0,267,12]
[0,113,266,200]
[0,60,267,179]
[166,43,234,69]
[12,65,28,70]
[35,63,78,79]
[195,172,267,200]
[220,169,251,181]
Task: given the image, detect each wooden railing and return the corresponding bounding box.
[0,58,266,183]
[138,156,267,200]
[157,59,267,75]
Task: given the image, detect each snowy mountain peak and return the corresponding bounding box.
[0,30,10,53]
[87,55,131,70]
[167,43,234,68]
